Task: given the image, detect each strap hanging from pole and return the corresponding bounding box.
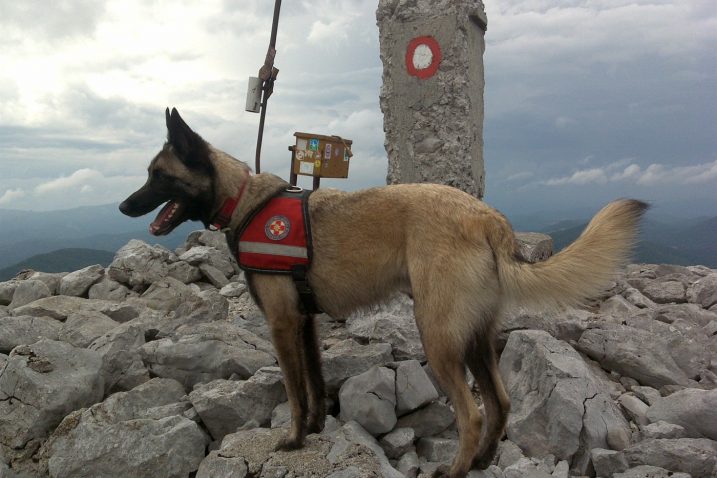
[254,0,282,174]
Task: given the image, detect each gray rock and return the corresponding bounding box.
[179,246,234,278]
[167,260,202,284]
[189,367,287,441]
[0,340,103,449]
[87,277,133,301]
[11,296,124,321]
[639,280,686,304]
[220,281,247,298]
[108,239,173,288]
[645,388,717,440]
[322,339,394,392]
[183,229,236,263]
[270,402,291,429]
[638,421,688,440]
[551,460,569,478]
[622,438,717,477]
[0,281,18,306]
[591,448,629,477]
[618,393,650,426]
[197,451,248,478]
[57,311,118,348]
[346,297,424,361]
[137,276,201,311]
[395,360,439,416]
[397,450,419,478]
[380,427,415,459]
[515,232,553,263]
[140,322,275,390]
[8,280,51,310]
[652,303,717,327]
[614,465,691,478]
[499,330,630,473]
[467,465,504,478]
[326,466,362,478]
[622,287,657,309]
[599,294,639,318]
[395,400,455,438]
[503,457,552,478]
[0,316,61,353]
[199,263,229,288]
[688,273,717,309]
[416,437,458,463]
[496,440,525,469]
[339,366,396,435]
[577,325,690,387]
[631,386,662,406]
[0,306,8,319]
[45,378,206,478]
[89,323,149,394]
[58,265,104,297]
[329,421,403,478]
[499,308,596,347]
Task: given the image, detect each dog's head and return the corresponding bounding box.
[119,108,216,235]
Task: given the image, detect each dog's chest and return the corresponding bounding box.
[235,189,313,273]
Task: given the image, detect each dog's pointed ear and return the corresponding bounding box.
[166,108,209,169]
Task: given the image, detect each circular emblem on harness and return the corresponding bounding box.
[265,215,290,241]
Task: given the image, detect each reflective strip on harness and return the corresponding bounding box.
[238,241,308,259]
[236,190,312,273]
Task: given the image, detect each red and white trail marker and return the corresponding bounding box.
[405,36,442,79]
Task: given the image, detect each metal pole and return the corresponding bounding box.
[254,0,282,174]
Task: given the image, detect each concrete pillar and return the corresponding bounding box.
[377,0,488,198]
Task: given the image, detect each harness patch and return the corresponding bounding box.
[265,215,290,240]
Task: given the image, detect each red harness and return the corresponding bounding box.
[236,189,313,273]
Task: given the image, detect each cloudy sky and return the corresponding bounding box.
[1,0,715,218]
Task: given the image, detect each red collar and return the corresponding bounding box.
[209,174,250,231]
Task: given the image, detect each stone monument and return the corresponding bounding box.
[377,0,488,198]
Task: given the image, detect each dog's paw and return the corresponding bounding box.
[431,463,451,478]
[274,434,305,452]
[306,414,325,434]
[471,442,499,471]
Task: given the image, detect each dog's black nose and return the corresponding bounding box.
[118,201,130,216]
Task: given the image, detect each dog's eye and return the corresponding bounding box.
[152,170,166,180]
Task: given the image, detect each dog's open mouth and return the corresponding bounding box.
[149,200,187,236]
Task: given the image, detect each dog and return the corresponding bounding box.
[120,108,647,478]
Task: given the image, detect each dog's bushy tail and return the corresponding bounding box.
[490,199,648,310]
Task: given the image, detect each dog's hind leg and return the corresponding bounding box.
[413,300,483,478]
[300,314,326,433]
[465,328,511,469]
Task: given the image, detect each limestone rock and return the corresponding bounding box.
[220,281,247,298]
[89,323,149,394]
[108,239,174,288]
[499,330,630,473]
[638,421,688,440]
[339,366,396,435]
[322,339,393,392]
[44,378,206,478]
[8,280,51,309]
[614,465,691,478]
[0,281,18,306]
[140,323,275,390]
[622,438,717,477]
[395,400,455,438]
[0,340,103,449]
[167,260,202,284]
[577,325,690,388]
[515,232,553,263]
[87,277,133,301]
[688,273,717,309]
[346,296,424,361]
[416,437,458,463]
[57,311,118,348]
[645,388,717,440]
[380,427,415,459]
[0,316,61,353]
[58,264,104,297]
[639,280,686,304]
[179,246,234,278]
[189,368,287,441]
[395,359,439,416]
[199,263,229,288]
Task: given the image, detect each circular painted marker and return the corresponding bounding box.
[406,36,442,79]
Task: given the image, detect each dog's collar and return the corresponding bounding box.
[209,173,250,231]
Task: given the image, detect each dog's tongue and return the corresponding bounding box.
[149,200,180,235]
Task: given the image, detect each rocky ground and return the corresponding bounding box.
[1,230,716,478]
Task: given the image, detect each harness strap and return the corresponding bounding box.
[291,265,322,314]
[210,173,250,231]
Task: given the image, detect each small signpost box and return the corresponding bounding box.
[289,132,353,189]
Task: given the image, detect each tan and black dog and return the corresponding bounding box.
[120,108,647,478]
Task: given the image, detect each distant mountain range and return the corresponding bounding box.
[0,203,713,281]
